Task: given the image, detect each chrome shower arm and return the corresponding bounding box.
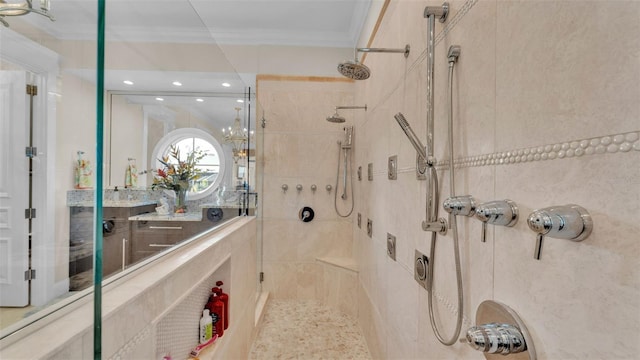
[335,105,367,111]
[357,45,411,58]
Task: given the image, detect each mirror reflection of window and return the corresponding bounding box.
[166,137,221,193]
[152,128,226,201]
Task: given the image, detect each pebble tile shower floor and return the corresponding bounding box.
[249,300,372,360]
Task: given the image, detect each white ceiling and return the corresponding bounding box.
[15,0,374,130]
[24,0,372,46]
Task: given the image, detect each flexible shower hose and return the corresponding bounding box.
[427,58,464,346]
[334,141,354,217]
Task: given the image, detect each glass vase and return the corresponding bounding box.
[174,189,188,214]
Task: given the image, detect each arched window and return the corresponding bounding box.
[151,128,225,200]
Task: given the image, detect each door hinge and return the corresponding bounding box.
[25,146,37,158]
[24,269,36,281]
[25,208,36,219]
[259,272,264,283]
[26,84,38,96]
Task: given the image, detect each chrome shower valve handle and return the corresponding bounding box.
[443,195,476,230]
[443,195,477,216]
[526,204,592,260]
[475,200,518,242]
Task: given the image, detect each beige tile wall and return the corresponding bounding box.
[257,77,358,301]
[352,0,640,359]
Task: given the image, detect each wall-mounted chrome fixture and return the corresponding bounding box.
[0,0,55,27]
[388,155,397,180]
[414,250,429,290]
[337,45,410,80]
[357,166,362,181]
[326,105,367,123]
[475,200,518,242]
[387,233,396,261]
[299,207,314,223]
[333,126,356,217]
[394,112,429,167]
[325,184,332,192]
[296,184,303,192]
[310,184,317,193]
[281,184,288,193]
[442,195,476,232]
[443,195,476,217]
[527,204,592,260]
[366,218,373,238]
[462,300,536,360]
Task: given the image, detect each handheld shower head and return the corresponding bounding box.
[337,60,371,80]
[394,112,427,161]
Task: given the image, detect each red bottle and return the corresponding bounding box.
[216,281,230,330]
[210,292,225,337]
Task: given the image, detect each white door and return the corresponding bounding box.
[0,71,30,307]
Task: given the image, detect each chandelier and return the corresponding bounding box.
[222,107,250,163]
[0,0,55,27]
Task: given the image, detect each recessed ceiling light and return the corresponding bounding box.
[196,98,204,102]
[222,82,231,87]
[156,97,164,101]
[123,80,134,85]
[172,81,182,86]
[236,99,244,103]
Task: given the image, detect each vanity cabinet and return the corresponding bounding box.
[68,203,156,291]
[129,207,236,263]
[103,205,155,274]
[130,219,212,262]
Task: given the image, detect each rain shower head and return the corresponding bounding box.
[337,45,410,80]
[326,105,368,123]
[394,112,427,161]
[337,60,371,81]
[327,111,346,123]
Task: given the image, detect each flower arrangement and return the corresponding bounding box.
[152,145,206,212]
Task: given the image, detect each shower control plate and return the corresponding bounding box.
[416,153,427,180]
[387,233,396,261]
[414,250,429,289]
[388,155,397,180]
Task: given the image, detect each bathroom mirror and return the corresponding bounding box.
[0,1,258,337]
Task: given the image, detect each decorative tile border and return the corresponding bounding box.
[436,131,640,169]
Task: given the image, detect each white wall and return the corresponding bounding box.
[353,0,639,359]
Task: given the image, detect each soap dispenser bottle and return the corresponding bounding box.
[210,291,225,338]
[113,186,120,202]
[216,281,229,330]
[199,309,213,343]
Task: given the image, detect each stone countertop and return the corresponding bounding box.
[128,212,203,222]
[67,200,158,208]
[199,203,255,209]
